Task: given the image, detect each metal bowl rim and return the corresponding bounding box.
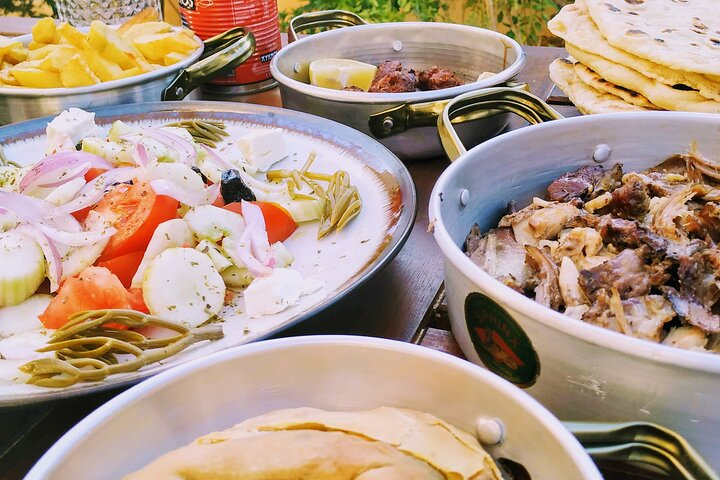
[430,111,720,374]
[270,22,526,104]
[0,27,203,97]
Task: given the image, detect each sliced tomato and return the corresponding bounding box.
[94,181,179,262]
[126,288,149,314]
[223,201,298,244]
[212,195,225,208]
[96,250,145,288]
[71,206,92,223]
[38,267,142,330]
[84,167,108,182]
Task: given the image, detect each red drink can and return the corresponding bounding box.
[177,0,281,85]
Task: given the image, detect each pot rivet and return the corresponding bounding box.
[392,40,403,52]
[293,62,302,73]
[459,188,470,207]
[382,117,395,131]
[593,144,612,163]
[175,86,184,97]
[475,417,504,446]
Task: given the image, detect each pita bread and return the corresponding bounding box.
[548,1,720,102]
[549,58,648,114]
[220,407,501,480]
[584,0,720,77]
[124,430,446,480]
[573,62,658,109]
[566,43,720,113]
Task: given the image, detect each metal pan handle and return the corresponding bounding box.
[288,10,368,43]
[564,421,719,480]
[162,27,256,101]
[436,86,563,161]
[368,82,529,141]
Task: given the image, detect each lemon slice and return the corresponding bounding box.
[308,59,377,92]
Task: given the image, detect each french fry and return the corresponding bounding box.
[60,54,100,87]
[32,17,56,44]
[116,7,160,36]
[163,51,187,66]
[10,67,63,88]
[0,69,20,86]
[56,23,90,50]
[120,22,172,42]
[133,32,199,62]
[5,47,28,64]
[27,40,46,50]
[77,49,124,82]
[28,44,61,60]
[38,46,78,72]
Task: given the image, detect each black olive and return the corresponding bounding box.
[75,141,83,151]
[221,169,256,203]
[191,166,209,184]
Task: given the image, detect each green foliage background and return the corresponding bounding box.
[1,0,567,46]
[280,0,570,46]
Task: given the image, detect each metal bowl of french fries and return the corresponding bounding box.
[0,10,256,125]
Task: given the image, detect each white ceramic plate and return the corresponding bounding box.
[0,101,415,405]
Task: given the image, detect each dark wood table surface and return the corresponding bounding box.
[0,45,658,479]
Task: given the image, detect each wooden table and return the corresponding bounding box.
[0,45,657,479]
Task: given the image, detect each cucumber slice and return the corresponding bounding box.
[0,294,50,337]
[142,247,225,328]
[221,265,253,289]
[184,205,245,242]
[196,240,233,272]
[82,137,132,165]
[0,231,46,307]
[131,219,195,288]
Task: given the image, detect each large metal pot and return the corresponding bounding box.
[0,26,255,125]
[25,337,603,479]
[430,88,720,470]
[270,11,525,160]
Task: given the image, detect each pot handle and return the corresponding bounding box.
[288,10,368,43]
[436,86,564,161]
[564,421,719,480]
[162,27,256,101]
[367,81,529,140]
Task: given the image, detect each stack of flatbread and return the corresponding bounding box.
[547,0,720,114]
[124,407,502,480]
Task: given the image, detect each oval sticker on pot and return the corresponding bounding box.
[465,292,539,387]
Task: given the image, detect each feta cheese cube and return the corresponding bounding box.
[46,108,101,155]
[236,128,288,172]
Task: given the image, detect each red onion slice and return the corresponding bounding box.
[232,227,273,278]
[14,224,63,292]
[20,152,112,193]
[135,143,150,167]
[141,129,196,165]
[32,222,116,247]
[53,166,137,216]
[150,179,219,207]
[200,144,234,171]
[37,162,91,188]
[0,191,54,223]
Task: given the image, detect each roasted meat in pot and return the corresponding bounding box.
[465,149,720,353]
[368,61,465,93]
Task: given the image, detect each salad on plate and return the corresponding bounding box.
[0,107,365,389]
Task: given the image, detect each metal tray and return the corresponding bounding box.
[0,101,416,406]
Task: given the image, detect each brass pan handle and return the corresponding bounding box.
[162,27,256,101]
[368,82,528,141]
[437,86,563,161]
[564,421,719,480]
[288,10,368,43]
